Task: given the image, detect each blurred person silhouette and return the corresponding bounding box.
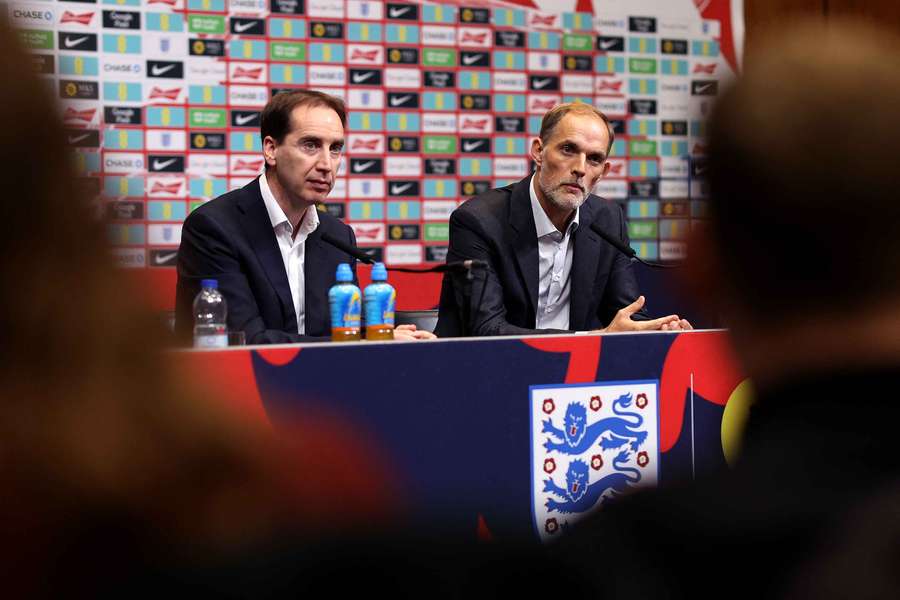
[549,19,900,599]
[0,24,394,597]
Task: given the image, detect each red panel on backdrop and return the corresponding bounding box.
[127,263,443,312]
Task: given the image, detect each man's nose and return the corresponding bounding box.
[315,148,336,173]
[572,154,586,177]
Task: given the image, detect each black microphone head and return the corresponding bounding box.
[589,221,636,258]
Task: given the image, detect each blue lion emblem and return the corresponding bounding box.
[542,393,648,455]
[543,450,640,514]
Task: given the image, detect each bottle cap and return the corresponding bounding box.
[371,262,388,281]
[201,279,218,289]
[335,263,353,282]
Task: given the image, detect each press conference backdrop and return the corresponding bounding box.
[13,0,743,309]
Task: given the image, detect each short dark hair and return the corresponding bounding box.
[260,89,347,144]
[539,102,615,155]
[706,21,900,320]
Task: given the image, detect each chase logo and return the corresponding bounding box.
[531,382,659,541]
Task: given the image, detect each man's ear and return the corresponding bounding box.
[263,136,277,168]
[529,137,543,168]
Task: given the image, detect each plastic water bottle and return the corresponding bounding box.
[329,263,361,342]
[193,279,228,348]
[364,262,395,341]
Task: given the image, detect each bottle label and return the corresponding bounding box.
[194,334,228,349]
[364,283,396,328]
[329,284,362,330]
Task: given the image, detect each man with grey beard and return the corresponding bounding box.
[435,102,691,337]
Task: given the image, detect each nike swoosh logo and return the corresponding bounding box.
[391,183,413,194]
[64,36,89,48]
[153,251,177,265]
[389,95,412,106]
[388,6,411,17]
[461,54,482,65]
[235,114,257,125]
[695,83,714,93]
[532,78,552,89]
[599,39,619,50]
[694,165,707,175]
[463,141,485,152]
[152,158,177,170]
[68,134,89,144]
[352,160,375,172]
[352,72,375,83]
[151,64,176,76]
[234,21,256,33]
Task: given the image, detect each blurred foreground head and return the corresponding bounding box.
[0,24,391,595]
[700,20,900,384]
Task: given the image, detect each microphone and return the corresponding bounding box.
[321,232,487,273]
[589,222,682,269]
[321,232,375,264]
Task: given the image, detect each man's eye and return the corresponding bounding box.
[561,144,573,153]
[301,141,317,151]
[330,146,343,155]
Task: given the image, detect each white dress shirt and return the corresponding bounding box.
[529,174,579,330]
[258,173,319,334]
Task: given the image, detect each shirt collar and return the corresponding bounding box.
[529,173,580,239]
[258,172,320,236]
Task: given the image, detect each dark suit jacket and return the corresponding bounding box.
[435,176,646,337]
[175,177,358,345]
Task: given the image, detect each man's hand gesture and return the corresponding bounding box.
[596,296,692,333]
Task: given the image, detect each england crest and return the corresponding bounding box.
[530,381,659,541]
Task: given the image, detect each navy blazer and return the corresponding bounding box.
[175,177,358,345]
[435,176,647,337]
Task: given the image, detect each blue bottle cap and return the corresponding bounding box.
[201,279,218,289]
[371,262,388,281]
[335,263,353,282]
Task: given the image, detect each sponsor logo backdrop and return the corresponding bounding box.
[17,0,742,307]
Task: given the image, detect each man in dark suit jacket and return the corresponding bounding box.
[175,178,357,344]
[176,90,433,344]
[436,103,690,337]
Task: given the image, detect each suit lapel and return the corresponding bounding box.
[303,227,329,334]
[237,178,297,329]
[509,176,539,318]
[569,198,602,330]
